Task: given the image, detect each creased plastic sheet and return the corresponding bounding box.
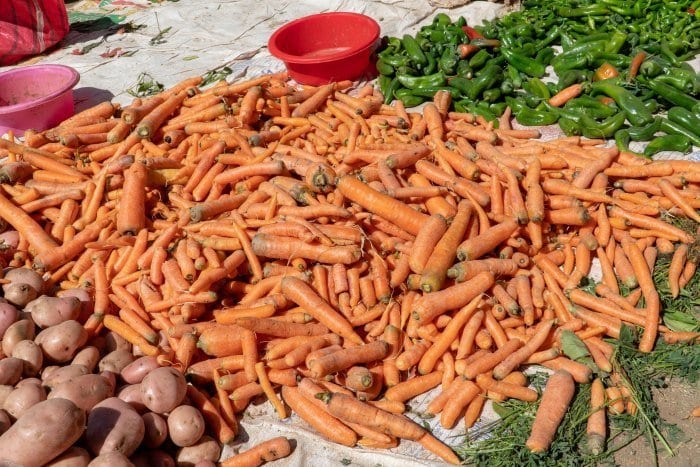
[15,0,697,465]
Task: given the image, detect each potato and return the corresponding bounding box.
[86,397,145,457]
[0,357,23,386]
[0,409,10,435]
[3,383,46,419]
[0,231,20,259]
[87,451,135,467]
[98,349,135,374]
[35,320,88,362]
[131,450,175,467]
[175,435,221,467]
[140,367,187,414]
[0,302,19,337]
[42,364,89,389]
[57,288,93,323]
[49,374,113,412]
[15,377,42,388]
[104,331,132,353]
[0,398,85,465]
[167,405,205,447]
[11,339,43,376]
[45,446,91,467]
[71,346,101,372]
[194,461,216,467]
[4,283,38,308]
[143,412,168,448]
[100,370,117,394]
[117,383,147,413]
[0,385,12,407]
[121,356,159,384]
[1,319,35,356]
[26,296,82,329]
[3,267,44,295]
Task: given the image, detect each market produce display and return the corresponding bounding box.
[0,1,699,465]
[377,0,700,154]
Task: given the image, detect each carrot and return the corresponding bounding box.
[320,391,426,440]
[307,340,389,378]
[668,243,688,298]
[464,392,486,428]
[337,175,429,236]
[0,191,58,255]
[526,370,576,453]
[102,315,158,356]
[476,373,538,402]
[456,218,519,261]
[385,371,443,402]
[234,317,328,338]
[281,276,362,344]
[281,386,357,446]
[418,297,481,374]
[292,83,334,118]
[219,436,292,467]
[423,103,444,140]
[395,340,431,371]
[33,218,108,271]
[411,271,495,326]
[251,234,360,264]
[608,205,694,243]
[541,357,592,383]
[448,258,519,283]
[659,179,700,223]
[548,83,584,107]
[462,338,524,380]
[492,319,554,380]
[440,379,481,429]
[409,214,448,274]
[420,200,472,292]
[627,51,646,81]
[345,366,374,391]
[136,91,187,139]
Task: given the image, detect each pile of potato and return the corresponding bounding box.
[0,246,221,466]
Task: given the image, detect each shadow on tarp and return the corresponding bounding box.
[73,87,115,113]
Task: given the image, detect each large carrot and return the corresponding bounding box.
[116,161,147,236]
[409,214,448,274]
[281,276,362,344]
[526,370,576,452]
[0,191,58,255]
[456,218,519,261]
[307,340,389,378]
[412,271,494,325]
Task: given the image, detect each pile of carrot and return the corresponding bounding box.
[0,70,698,464]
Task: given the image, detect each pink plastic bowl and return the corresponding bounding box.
[0,64,80,136]
[268,12,380,86]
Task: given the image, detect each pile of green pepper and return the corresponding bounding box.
[376,0,700,156]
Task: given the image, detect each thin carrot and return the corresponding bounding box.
[669,243,688,298]
[219,436,292,467]
[548,83,584,107]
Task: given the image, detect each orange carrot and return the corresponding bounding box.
[457,218,519,261]
[526,370,575,452]
[409,214,448,274]
[385,371,443,402]
[220,436,292,467]
[308,340,389,378]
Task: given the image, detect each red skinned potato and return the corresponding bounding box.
[0,385,13,407]
[121,356,160,384]
[131,449,175,467]
[15,377,42,388]
[0,302,19,337]
[175,435,222,467]
[1,319,35,356]
[35,320,88,363]
[140,367,187,414]
[3,383,46,419]
[194,462,216,467]
[118,383,148,413]
[167,404,205,447]
[104,332,132,353]
[142,412,169,448]
[0,409,10,435]
[99,349,135,374]
[3,268,44,295]
[0,398,86,466]
[0,231,20,261]
[26,296,82,329]
[49,373,114,412]
[57,288,94,323]
[87,451,135,467]
[72,346,101,372]
[0,357,23,386]
[2,283,37,307]
[11,339,43,376]
[46,446,91,467]
[86,397,145,457]
[43,364,89,389]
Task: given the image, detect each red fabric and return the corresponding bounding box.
[0,0,69,66]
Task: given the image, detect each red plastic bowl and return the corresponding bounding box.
[0,64,80,136]
[268,12,380,86]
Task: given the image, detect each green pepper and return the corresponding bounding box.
[448,77,473,96]
[378,75,394,103]
[557,69,591,89]
[514,108,559,126]
[615,129,631,150]
[490,102,508,116]
[379,53,410,68]
[506,65,523,89]
[535,47,555,66]
[376,59,394,76]
[500,80,515,95]
[470,102,499,123]
[468,49,491,69]
[526,77,551,100]
[654,72,697,94]
[557,5,610,17]
[591,80,654,127]
[535,26,560,49]
[456,59,472,78]
[564,98,618,119]
[579,112,627,139]
[626,118,661,141]
[659,117,700,147]
[559,116,582,136]
[668,107,700,140]
[410,86,461,99]
[402,35,427,66]
[604,31,627,54]
[466,64,501,100]
[482,88,502,102]
[433,12,451,26]
[396,72,446,90]
[501,48,545,78]
[643,134,692,157]
[439,47,458,75]
[469,38,501,48]
[639,58,666,78]
[645,77,700,111]
[394,88,425,108]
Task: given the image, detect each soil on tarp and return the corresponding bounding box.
[616,379,700,467]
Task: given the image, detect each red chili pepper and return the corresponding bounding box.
[461,26,484,40]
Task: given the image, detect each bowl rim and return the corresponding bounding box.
[268,12,380,65]
[0,64,80,115]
